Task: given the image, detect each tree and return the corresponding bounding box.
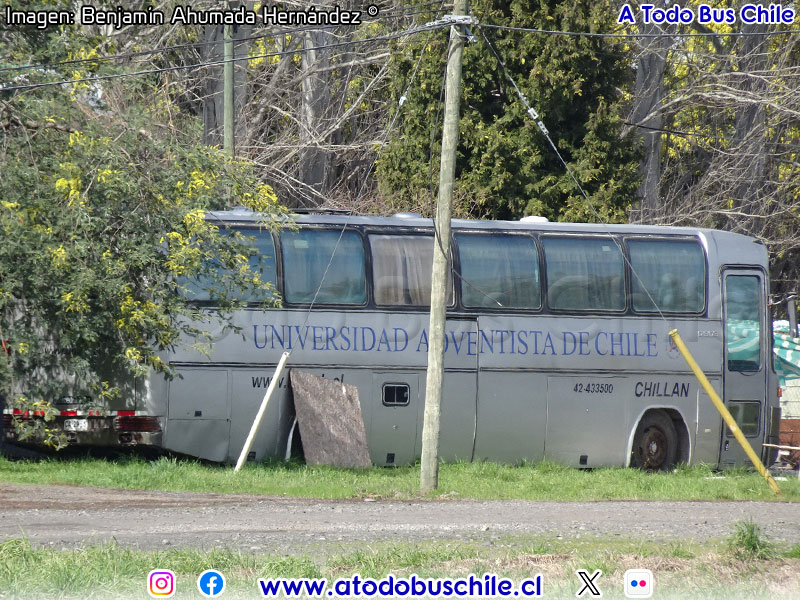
[627,1,800,301]
[190,0,403,208]
[377,0,641,222]
[0,11,283,446]
[241,1,397,208]
[629,15,672,222]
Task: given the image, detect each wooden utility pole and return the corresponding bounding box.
[420,0,469,494]
[223,1,235,157]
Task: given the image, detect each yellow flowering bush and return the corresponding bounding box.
[1,76,285,448]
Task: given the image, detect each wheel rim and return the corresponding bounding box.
[637,426,668,468]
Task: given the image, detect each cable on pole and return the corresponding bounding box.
[293,0,449,338]
[0,21,450,93]
[477,24,669,321]
[479,22,800,38]
[0,4,452,76]
[3,13,796,76]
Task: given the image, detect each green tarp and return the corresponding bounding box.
[773,321,800,385]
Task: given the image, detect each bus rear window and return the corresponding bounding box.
[543,237,625,311]
[370,235,452,307]
[628,239,705,313]
[281,229,366,305]
[456,233,540,309]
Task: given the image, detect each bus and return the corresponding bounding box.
[3,209,782,470]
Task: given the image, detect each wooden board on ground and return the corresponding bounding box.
[290,370,371,468]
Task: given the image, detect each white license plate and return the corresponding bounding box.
[63,419,89,432]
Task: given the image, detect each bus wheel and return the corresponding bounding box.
[631,411,678,471]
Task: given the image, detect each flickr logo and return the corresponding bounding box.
[624,569,653,598]
[147,569,175,597]
[198,569,226,597]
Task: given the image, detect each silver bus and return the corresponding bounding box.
[5,210,781,469]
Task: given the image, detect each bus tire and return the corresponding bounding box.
[631,410,678,471]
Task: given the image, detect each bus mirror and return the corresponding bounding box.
[789,297,798,339]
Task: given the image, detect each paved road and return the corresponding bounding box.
[2,483,799,553]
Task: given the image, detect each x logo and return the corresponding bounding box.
[575,569,603,598]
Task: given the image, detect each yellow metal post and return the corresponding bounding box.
[669,329,780,495]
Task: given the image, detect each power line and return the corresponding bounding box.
[295,0,447,331]
[376,1,451,18]
[0,5,447,75]
[0,24,329,75]
[479,22,800,39]
[0,22,445,93]
[6,11,794,77]
[424,14,507,309]
[477,25,669,321]
[625,121,696,137]
[623,122,800,144]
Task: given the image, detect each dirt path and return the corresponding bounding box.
[1,483,798,553]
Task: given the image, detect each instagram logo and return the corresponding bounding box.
[624,569,653,598]
[148,569,176,598]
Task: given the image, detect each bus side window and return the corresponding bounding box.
[370,235,453,307]
[628,239,705,313]
[543,237,625,311]
[239,230,277,301]
[178,228,277,302]
[281,229,366,305]
[456,233,541,309]
[725,402,761,436]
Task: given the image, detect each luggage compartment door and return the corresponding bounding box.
[370,373,420,466]
[165,368,230,461]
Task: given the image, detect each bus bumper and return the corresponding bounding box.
[2,414,163,449]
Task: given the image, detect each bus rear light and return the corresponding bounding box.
[114,416,161,432]
[2,414,11,428]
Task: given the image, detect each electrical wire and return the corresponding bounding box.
[0,21,447,93]
[421,17,506,308]
[427,49,446,208]
[0,3,449,75]
[625,121,696,137]
[0,24,337,75]
[479,22,800,39]
[5,9,793,78]
[294,0,448,337]
[477,24,670,321]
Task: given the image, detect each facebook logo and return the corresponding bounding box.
[197,569,226,597]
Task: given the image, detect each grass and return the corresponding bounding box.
[726,520,777,560]
[3,457,796,598]
[1,533,799,599]
[1,455,799,501]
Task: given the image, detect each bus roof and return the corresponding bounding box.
[205,208,762,246]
